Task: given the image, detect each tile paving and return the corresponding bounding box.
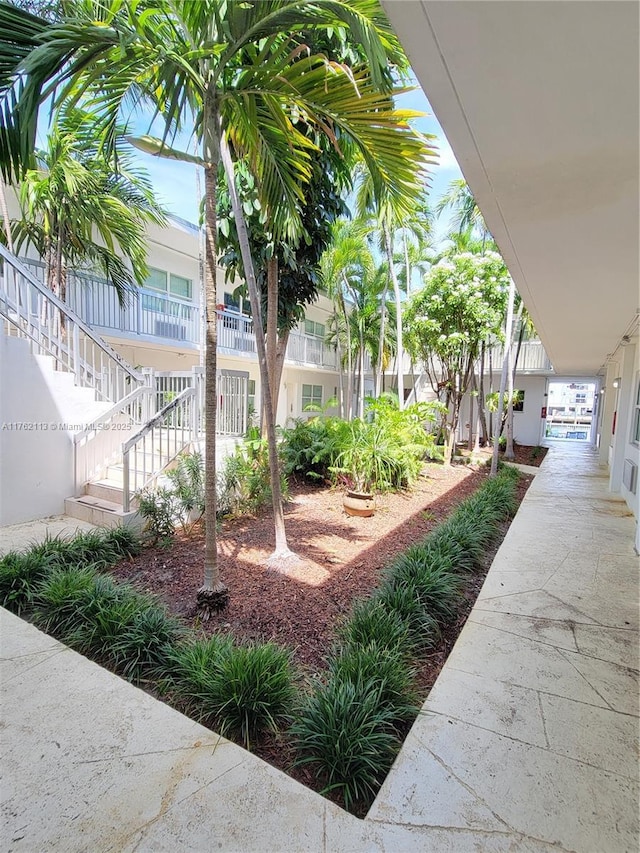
[1,441,638,852]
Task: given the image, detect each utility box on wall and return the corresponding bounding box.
[622,459,638,494]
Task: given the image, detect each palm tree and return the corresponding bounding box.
[436,178,490,247]
[9,109,166,309]
[1,0,433,609]
[321,218,373,420]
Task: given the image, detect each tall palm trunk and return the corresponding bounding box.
[262,256,278,436]
[197,100,228,617]
[340,277,354,419]
[505,301,525,459]
[374,280,389,399]
[220,133,296,569]
[477,342,489,445]
[384,225,404,409]
[491,278,516,476]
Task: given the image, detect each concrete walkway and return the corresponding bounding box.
[1,442,638,852]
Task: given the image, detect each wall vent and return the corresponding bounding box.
[155,320,186,341]
[622,458,638,494]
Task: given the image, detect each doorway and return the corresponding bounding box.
[544,380,597,442]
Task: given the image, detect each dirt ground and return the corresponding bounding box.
[111,448,539,673]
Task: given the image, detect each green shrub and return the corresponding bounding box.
[32,565,99,636]
[219,430,288,516]
[373,583,441,649]
[101,525,143,559]
[386,555,463,623]
[35,571,179,682]
[292,675,401,812]
[279,416,349,482]
[108,604,183,681]
[167,637,296,748]
[166,451,206,524]
[337,598,415,656]
[136,486,178,542]
[0,550,54,614]
[328,642,419,725]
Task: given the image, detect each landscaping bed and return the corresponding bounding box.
[1,455,535,815]
[111,462,492,671]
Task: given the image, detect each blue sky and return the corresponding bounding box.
[124,79,464,241]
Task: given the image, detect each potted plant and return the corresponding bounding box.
[333,421,378,517]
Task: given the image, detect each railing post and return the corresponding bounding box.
[122,447,130,512]
[142,367,154,421]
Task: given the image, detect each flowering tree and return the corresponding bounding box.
[404,251,509,464]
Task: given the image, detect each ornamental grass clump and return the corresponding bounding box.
[292,675,401,813]
[373,582,441,649]
[166,637,296,749]
[328,642,419,725]
[336,597,416,657]
[0,528,144,616]
[0,550,55,614]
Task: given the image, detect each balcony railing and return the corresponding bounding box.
[18,259,338,369]
[488,339,553,372]
[19,258,200,346]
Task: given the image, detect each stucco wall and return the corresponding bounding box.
[0,330,75,525]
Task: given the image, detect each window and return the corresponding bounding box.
[632,377,640,445]
[302,384,322,411]
[248,379,256,414]
[513,390,525,413]
[145,267,192,300]
[304,319,325,338]
[224,291,251,316]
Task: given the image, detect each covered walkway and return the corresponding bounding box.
[1,442,638,852]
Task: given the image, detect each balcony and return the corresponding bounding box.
[17,260,338,370]
[19,258,200,346]
[488,339,553,373]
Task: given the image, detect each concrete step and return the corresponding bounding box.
[64,495,141,530]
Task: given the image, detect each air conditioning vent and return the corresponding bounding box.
[155,320,186,341]
[622,459,638,494]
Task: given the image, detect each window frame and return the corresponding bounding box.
[302,383,323,411]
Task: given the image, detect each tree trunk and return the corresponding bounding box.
[505,303,525,460]
[196,104,229,616]
[358,324,365,419]
[340,279,353,420]
[262,256,278,437]
[219,133,297,570]
[491,278,516,476]
[403,230,411,295]
[273,328,289,420]
[385,226,405,410]
[0,181,14,253]
[375,281,389,399]
[477,343,489,445]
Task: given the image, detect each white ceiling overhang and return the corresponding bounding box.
[382,0,639,375]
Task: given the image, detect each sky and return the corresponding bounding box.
[123,78,465,243]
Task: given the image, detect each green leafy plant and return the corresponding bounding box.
[166,451,206,527]
[336,598,415,656]
[292,675,401,812]
[136,486,178,543]
[328,642,419,725]
[219,431,288,516]
[166,637,296,749]
[0,550,54,614]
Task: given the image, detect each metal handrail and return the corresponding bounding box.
[0,244,144,392]
[122,387,197,511]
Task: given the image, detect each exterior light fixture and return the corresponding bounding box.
[613,378,621,389]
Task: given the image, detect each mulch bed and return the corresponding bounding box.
[110,449,537,804]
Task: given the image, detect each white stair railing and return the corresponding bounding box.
[0,244,144,402]
[73,386,155,494]
[122,387,198,511]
